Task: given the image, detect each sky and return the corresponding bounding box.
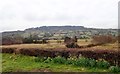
[0,0,119,32]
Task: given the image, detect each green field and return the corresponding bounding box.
[1,53,115,72]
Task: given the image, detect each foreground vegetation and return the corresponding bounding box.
[2,53,120,72]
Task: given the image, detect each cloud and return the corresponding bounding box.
[0,0,119,32]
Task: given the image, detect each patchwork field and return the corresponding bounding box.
[1,39,120,72]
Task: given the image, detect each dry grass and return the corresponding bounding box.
[0,39,118,50]
[90,42,119,50]
[77,39,92,46]
[0,44,66,49]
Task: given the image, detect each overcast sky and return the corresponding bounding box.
[0,0,119,32]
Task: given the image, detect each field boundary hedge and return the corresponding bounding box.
[1,47,120,66]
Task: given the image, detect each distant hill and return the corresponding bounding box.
[25,26,87,32]
[1,26,118,39]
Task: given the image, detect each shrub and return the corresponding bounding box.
[109,66,120,73]
[22,38,33,43]
[33,56,116,71]
[117,35,120,43]
[88,59,96,67]
[34,57,51,63]
[2,35,23,45]
[44,57,53,63]
[64,36,79,48]
[52,56,67,64]
[34,57,48,62]
[34,57,44,62]
[74,57,89,67]
[2,48,15,53]
[102,61,110,68]
[92,35,116,45]
[96,60,110,69]
[65,57,76,65]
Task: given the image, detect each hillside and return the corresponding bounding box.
[25,26,86,31]
[1,26,118,40]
